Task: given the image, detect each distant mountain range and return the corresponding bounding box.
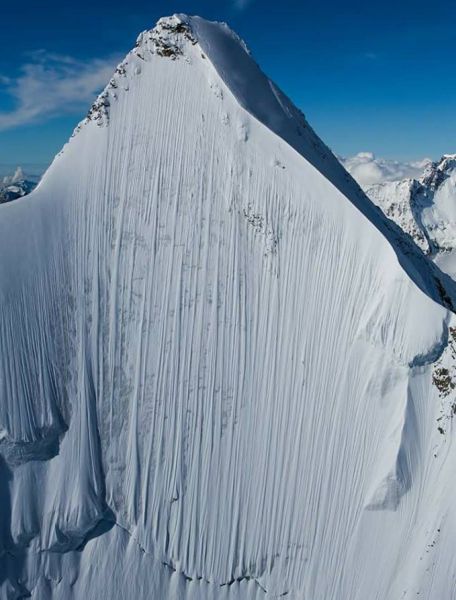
[0,166,40,203]
[339,153,456,276]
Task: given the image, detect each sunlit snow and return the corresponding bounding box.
[1,15,456,600]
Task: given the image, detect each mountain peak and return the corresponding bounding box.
[135,15,199,58]
[68,16,361,217]
[421,154,456,191]
[363,151,456,260]
[47,15,456,313]
[2,14,456,600]
[0,166,37,203]
[69,16,237,135]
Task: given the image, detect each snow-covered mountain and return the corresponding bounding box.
[1,15,456,600]
[0,167,38,203]
[366,156,456,266]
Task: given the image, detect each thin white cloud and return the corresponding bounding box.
[340,152,432,187]
[233,0,253,10]
[0,52,120,131]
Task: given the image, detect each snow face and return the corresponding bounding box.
[1,15,456,600]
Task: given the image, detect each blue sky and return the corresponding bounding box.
[0,0,455,172]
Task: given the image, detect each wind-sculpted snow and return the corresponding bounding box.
[1,14,456,600]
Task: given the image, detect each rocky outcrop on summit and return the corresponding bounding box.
[75,17,198,132]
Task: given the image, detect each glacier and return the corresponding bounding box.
[1,14,456,600]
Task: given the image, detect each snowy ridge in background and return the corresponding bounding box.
[1,14,456,600]
[364,155,456,265]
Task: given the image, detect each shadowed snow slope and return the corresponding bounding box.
[1,14,456,600]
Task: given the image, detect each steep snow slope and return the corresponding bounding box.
[1,15,456,600]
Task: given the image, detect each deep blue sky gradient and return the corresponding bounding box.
[1,0,455,169]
